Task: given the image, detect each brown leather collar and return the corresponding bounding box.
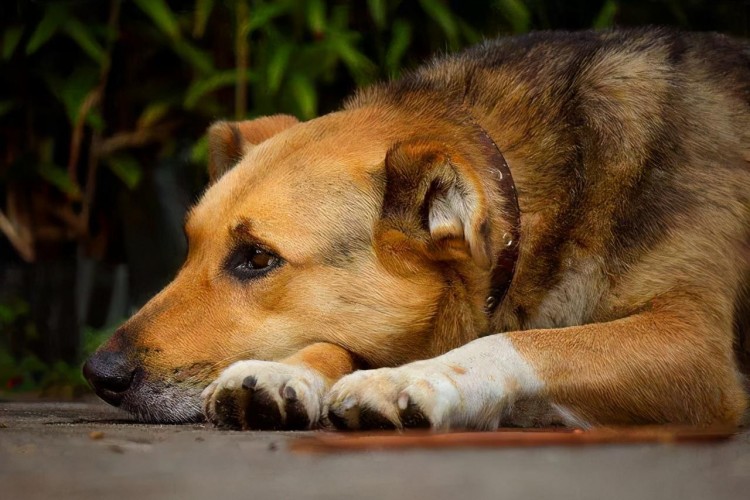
[473,122,521,316]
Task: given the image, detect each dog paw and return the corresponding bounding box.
[202,360,327,430]
[325,362,482,431]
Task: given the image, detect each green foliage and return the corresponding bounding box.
[1,0,494,202]
[496,0,531,33]
[0,312,115,397]
[593,0,619,29]
[3,0,743,200]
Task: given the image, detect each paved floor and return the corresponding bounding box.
[1,400,749,500]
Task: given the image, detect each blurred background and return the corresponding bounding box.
[0,0,748,397]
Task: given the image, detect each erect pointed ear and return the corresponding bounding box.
[381,139,493,269]
[207,114,299,181]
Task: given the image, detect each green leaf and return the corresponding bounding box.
[37,164,82,199]
[386,19,411,75]
[26,5,67,55]
[18,353,46,373]
[86,109,105,132]
[43,66,99,124]
[495,0,531,33]
[367,0,387,29]
[133,0,181,41]
[190,135,208,165]
[137,102,170,129]
[0,100,15,117]
[329,4,350,31]
[247,2,292,33]
[173,40,214,74]
[2,25,24,60]
[593,0,618,29]
[267,42,294,93]
[184,69,254,109]
[38,137,55,163]
[105,155,142,189]
[418,0,458,42]
[62,18,106,64]
[0,297,30,325]
[289,74,317,120]
[458,18,481,44]
[329,35,377,85]
[306,0,326,35]
[193,0,215,38]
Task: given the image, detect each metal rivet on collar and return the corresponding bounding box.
[485,295,497,311]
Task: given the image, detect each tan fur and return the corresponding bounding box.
[85,29,750,427]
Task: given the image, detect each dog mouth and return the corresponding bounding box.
[83,352,211,423]
[118,376,206,423]
[90,369,205,423]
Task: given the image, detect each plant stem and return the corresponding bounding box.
[0,208,34,262]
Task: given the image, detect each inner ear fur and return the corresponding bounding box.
[207,114,299,181]
[381,139,492,269]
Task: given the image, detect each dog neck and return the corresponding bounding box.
[473,121,521,316]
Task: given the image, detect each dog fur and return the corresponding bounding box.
[84,28,750,430]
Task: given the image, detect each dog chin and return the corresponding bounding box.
[120,381,205,424]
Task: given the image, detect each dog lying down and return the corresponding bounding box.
[83,28,750,430]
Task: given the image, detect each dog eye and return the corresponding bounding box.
[227,245,281,280]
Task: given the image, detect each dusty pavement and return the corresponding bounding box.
[1,400,749,500]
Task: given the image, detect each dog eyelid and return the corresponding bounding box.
[224,243,283,281]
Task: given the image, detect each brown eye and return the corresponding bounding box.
[226,245,282,280]
[250,250,274,269]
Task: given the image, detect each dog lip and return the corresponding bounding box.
[94,387,125,407]
[119,374,205,423]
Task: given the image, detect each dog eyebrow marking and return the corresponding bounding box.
[228,218,270,249]
[227,218,282,257]
[231,219,254,237]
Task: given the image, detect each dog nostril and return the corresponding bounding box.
[82,351,136,406]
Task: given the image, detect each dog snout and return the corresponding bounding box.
[82,350,137,406]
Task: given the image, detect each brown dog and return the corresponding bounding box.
[83,28,750,430]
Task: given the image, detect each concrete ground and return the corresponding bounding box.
[1,400,749,500]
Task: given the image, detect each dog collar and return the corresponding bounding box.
[474,123,521,316]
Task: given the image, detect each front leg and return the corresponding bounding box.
[326,336,542,430]
[327,305,747,430]
[203,343,359,430]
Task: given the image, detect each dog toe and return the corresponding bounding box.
[326,371,406,430]
[398,394,431,428]
[326,365,468,430]
[244,385,284,430]
[203,360,326,430]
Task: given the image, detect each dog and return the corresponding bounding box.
[83,27,750,430]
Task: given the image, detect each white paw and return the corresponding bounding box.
[325,335,542,431]
[202,360,327,430]
[325,361,494,431]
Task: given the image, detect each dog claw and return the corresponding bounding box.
[242,375,257,390]
[283,385,297,402]
[340,396,357,411]
[397,392,410,410]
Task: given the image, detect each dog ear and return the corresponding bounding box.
[207,114,299,181]
[381,139,493,269]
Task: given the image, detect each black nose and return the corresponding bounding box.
[82,350,136,406]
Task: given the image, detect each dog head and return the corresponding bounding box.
[83,107,510,422]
